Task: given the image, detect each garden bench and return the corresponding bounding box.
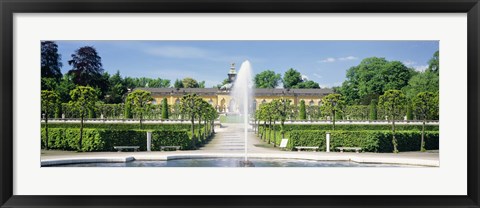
[160,146,181,151]
[114,146,140,152]
[336,147,362,153]
[295,146,319,152]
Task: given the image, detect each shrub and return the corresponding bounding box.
[45,123,200,131]
[268,124,438,131]
[41,128,195,151]
[287,130,439,152]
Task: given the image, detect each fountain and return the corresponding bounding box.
[230,60,254,167]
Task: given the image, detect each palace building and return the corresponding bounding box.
[137,64,333,113]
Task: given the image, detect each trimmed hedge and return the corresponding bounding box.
[41,128,196,151]
[45,123,201,131]
[266,124,439,131]
[287,130,439,152]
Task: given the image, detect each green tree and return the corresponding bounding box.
[180,94,201,148]
[339,57,414,104]
[427,50,439,73]
[174,79,184,88]
[161,98,169,119]
[105,71,127,104]
[277,98,292,139]
[254,70,282,88]
[320,94,345,130]
[67,46,104,87]
[41,90,59,149]
[369,99,378,121]
[69,86,98,151]
[182,77,199,88]
[283,68,302,89]
[413,92,438,151]
[126,89,154,129]
[294,80,320,89]
[379,90,406,153]
[406,101,413,120]
[403,71,439,100]
[198,81,206,88]
[299,100,306,120]
[41,41,63,81]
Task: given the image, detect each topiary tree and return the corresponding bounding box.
[180,94,201,148]
[161,97,169,119]
[369,99,378,121]
[126,89,154,129]
[406,101,413,120]
[69,86,98,151]
[320,94,345,130]
[41,90,59,150]
[379,90,406,153]
[299,100,306,120]
[413,91,438,152]
[278,98,292,140]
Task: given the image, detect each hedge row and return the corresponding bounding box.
[44,123,201,131]
[262,124,439,132]
[287,130,439,152]
[41,128,200,151]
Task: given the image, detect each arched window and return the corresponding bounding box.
[175,98,180,104]
[309,100,314,106]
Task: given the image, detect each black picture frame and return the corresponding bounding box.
[1,0,479,207]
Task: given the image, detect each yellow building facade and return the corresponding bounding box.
[139,87,332,113]
[138,64,333,113]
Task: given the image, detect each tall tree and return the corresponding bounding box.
[283,68,302,89]
[41,41,63,81]
[41,90,59,149]
[299,100,306,120]
[427,50,439,73]
[369,99,378,121]
[379,90,406,153]
[182,77,199,88]
[254,70,282,88]
[294,80,320,89]
[67,46,104,87]
[105,71,127,104]
[198,81,206,88]
[174,79,184,88]
[339,57,414,104]
[277,98,292,139]
[161,98,169,119]
[180,94,201,148]
[126,89,154,129]
[402,71,439,100]
[413,92,438,151]
[320,94,345,130]
[69,86,98,151]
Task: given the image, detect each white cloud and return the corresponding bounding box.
[413,65,429,72]
[320,57,336,63]
[403,60,416,66]
[301,74,309,81]
[338,56,359,61]
[319,56,358,63]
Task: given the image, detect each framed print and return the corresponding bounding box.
[1,0,479,207]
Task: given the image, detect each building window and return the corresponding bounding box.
[309,100,314,106]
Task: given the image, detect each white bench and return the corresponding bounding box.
[295,146,319,152]
[114,146,140,152]
[160,146,181,151]
[336,147,362,153]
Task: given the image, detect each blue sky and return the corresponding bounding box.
[54,41,439,88]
